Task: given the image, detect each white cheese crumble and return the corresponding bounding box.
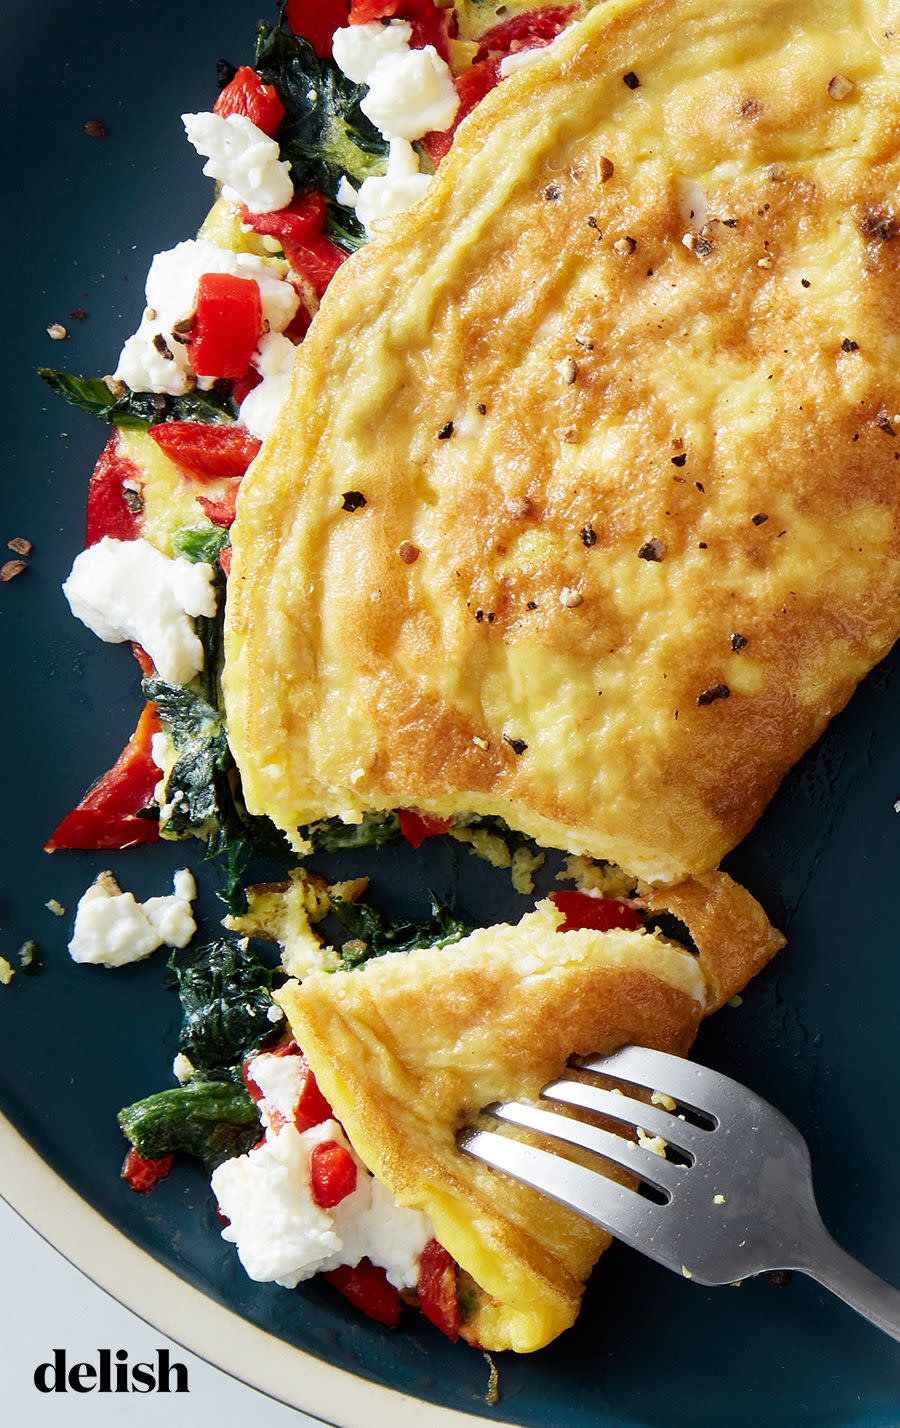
[63,536,216,685]
[360,46,459,141]
[249,1051,309,1133]
[113,238,298,398]
[238,331,297,441]
[182,111,294,214]
[211,1117,432,1290]
[353,139,432,238]
[331,19,412,84]
[68,869,197,968]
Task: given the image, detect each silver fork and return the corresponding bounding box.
[458,1045,900,1342]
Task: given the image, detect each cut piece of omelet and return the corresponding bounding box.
[277,872,782,1352]
[225,0,900,886]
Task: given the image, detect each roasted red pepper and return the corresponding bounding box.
[121,1147,175,1195]
[149,422,261,480]
[214,66,285,136]
[398,809,454,848]
[284,0,350,58]
[349,0,455,61]
[474,6,576,63]
[85,433,143,546]
[417,1238,459,1341]
[45,703,162,852]
[131,643,155,678]
[549,890,643,934]
[198,480,241,528]
[293,1065,335,1132]
[241,196,347,300]
[421,58,501,166]
[218,545,233,578]
[323,1260,402,1326]
[188,273,263,380]
[310,1140,358,1208]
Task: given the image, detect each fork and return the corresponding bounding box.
[458,1045,900,1342]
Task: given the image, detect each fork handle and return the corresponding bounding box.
[798,1230,900,1344]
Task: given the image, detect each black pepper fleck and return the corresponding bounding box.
[671,453,687,467]
[504,736,528,755]
[876,410,896,436]
[840,338,859,352]
[751,512,768,526]
[476,402,487,415]
[152,333,174,360]
[84,119,107,139]
[695,481,705,492]
[475,609,484,623]
[638,538,666,562]
[526,600,537,610]
[697,683,731,706]
[437,421,454,439]
[586,215,600,230]
[623,71,641,88]
[698,541,708,549]
[580,524,597,548]
[730,632,748,651]
[341,491,367,512]
[544,183,561,201]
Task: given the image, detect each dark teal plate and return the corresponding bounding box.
[2,2,899,1423]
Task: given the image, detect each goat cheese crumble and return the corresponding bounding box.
[238,331,297,441]
[331,19,413,84]
[113,238,298,398]
[68,869,197,967]
[359,45,459,141]
[351,139,433,238]
[63,536,217,685]
[211,1117,432,1289]
[182,111,294,214]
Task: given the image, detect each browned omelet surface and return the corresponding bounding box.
[225,0,900,883]
[277,874,782,1351]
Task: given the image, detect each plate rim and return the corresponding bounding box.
[0,1110,502,1427]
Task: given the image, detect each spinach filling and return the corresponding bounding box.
[37,370,237,429]
[329,891,469,970]
[118,937,278,1167]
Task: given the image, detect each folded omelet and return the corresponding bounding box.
[225,0,900,883]
[277,873,782,1352]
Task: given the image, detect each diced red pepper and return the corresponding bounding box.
[214,66,285,137]
[121,1147,175,1195]
[284,0,350,59]
[218,545,233,578]
[310,1140,358,1208]
[132,643,155,678]
[149,422,261,481]
[294,1065,334,1132]
[232,366,263,405]
[421,58,501,166]
[241,195,347,301]
[349,0,456,62]
[188,273,263,381]
[198,480,241,528]
[417,1238,459,1341]
[241,192,329,246]
[45,703,162,852]
[398,809,453,849]
[474,6,576,63]
[549,890,643,934]
[323,1260,402,1326]
[85,432,143,547]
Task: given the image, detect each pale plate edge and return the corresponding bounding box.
[0,1110,502,1428]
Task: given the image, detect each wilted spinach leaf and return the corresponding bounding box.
[172,524,231,566]
[39,369,236,428]
[330,892,469,970]
[118,1080,260,1168]
[254,23,388,199]
[306,810,400,851]
[170,937,277,1072]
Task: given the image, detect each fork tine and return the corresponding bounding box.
[458,1128,665,1250]
[578,1047,738,1118]
[487,1099,686,1196]
[540,1079,708,1157]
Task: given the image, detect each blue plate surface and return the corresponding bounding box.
[2,3,899,1423]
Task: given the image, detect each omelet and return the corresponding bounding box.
[224,0,900,884]
[278,873,782,1352]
